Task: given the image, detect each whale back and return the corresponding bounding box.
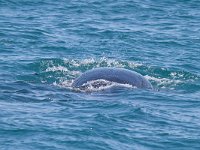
[72,67,152,89]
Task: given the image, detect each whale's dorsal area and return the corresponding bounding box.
[72,67,152,89]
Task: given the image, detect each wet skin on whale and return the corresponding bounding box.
[72,67,152,89]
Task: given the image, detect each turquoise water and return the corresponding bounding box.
[1,0,200,149]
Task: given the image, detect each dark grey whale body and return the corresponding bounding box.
[72,67,152,89]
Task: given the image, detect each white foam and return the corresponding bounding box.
[46,66,69,72]
[79,82,133,92]
[56,79,134,92]
[63,57,142,69]
[145,75,182,86]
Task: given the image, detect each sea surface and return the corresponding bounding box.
[0,0,200,149]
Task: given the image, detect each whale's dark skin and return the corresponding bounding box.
[72,67,153,89]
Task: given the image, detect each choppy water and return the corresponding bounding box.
[1,0,200,149]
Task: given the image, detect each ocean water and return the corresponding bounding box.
[0,0,200,149]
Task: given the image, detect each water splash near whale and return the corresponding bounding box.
[17,57,200,93]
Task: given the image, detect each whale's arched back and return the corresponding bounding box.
[72,67,152,89]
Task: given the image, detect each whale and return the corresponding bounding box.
[72,67,152,89]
